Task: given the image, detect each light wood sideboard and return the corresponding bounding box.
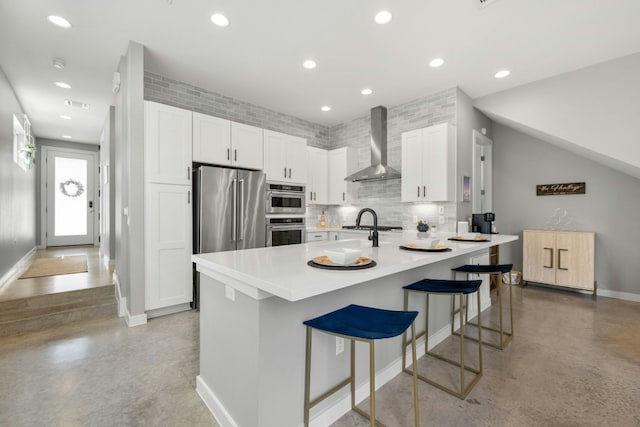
[523,229,596,296]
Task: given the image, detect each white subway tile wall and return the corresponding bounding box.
[144,73,459,231]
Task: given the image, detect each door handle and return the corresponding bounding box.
[234,149,237,162]
[187,191,190,204]
[423,186,426,197]
[239,179,245,240]
[558,249,568,270]
[227,148,230,161]
[543,247,553,268]
[232,179,237,242]
[288,168,292,178]
[187,166,191,180]
[417,186,420,197]
[284,167,287,178]
[342,191,345,201]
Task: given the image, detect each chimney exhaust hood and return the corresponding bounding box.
[345,106,401,182]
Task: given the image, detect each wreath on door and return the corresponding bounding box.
[59,179,85,198]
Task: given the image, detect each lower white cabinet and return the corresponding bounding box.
[306,231,328,242]
[145,183,193,310]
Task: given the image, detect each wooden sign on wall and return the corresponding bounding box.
[536,182,586,196]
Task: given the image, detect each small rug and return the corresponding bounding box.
[19,255,88,279]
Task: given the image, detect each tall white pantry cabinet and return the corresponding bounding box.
[144,101,193,311]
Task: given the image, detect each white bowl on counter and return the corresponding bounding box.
[324,248,362,265]
[413,238,440,249]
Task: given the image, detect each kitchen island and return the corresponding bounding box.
[192,232,518,427]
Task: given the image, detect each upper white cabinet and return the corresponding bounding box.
[231,122,264,170]
[145,101,193,185]
[193,113,263,170]
[263,130,307,184]
[307,146,328,204]
[328,147,349,205]
[401,123,456,202]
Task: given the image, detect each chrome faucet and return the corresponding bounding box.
[355,208,379,247]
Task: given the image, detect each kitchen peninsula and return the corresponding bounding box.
[192,232,518,427]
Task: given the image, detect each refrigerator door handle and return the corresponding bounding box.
[232,179,237,241]
[239,179,245,240]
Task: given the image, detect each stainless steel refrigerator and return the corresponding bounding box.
[193,165,266,307]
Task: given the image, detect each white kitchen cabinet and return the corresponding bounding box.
[328,147,349,205]
[144,101,193,185]
[328,231,340,241]
[263,129,307,184]
[145,183,193,310]
[193,113,263,170]
[307,146,328,204]
[523,229,595,294]
[306,231,328,242]
[231,122,263,170]
[401,123,456,202]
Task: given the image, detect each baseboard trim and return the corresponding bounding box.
[597,289,640,303]
[146,303,192,319]
[196,376,239,427]
[113,271,126,318]
[125,307,147,327]
[0,246,37,289]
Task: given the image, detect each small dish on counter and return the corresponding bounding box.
[399,243,451,252]
[324,248,362,265]
[448,233,489,242]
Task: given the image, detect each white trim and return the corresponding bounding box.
[597,289,640,303]
[125,307,147,327]
[0,247,36,289]
[114,271,126,318]
[146,303,192,319]
[196,376,239,427]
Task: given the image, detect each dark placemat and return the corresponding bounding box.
[307,258,377,270]
[448,237,490,242]
[399,245,452,252]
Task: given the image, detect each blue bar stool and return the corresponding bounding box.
[401,278,483,399]
[303,304,420,427]
[451,264,514,350]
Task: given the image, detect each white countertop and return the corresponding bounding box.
[192,232,518,302]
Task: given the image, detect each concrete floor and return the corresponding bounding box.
[1,285,639,426]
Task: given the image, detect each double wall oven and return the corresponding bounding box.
[265,182,306,247]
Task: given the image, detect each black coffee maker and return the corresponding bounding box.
[472,212,495,234]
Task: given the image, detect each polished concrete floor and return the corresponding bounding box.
[1,285,639,426]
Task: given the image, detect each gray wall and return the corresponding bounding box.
[115,42,146,317]
[493,123,640,296]
[455,88,492,223]
[0,65,36,280]
[34,138,99,247]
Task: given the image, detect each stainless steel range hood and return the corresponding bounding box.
[345,106,401,182]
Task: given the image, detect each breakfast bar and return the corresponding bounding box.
[192,232,518,427]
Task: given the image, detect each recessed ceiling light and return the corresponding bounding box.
[210,13,229,27]
[52,58,66,69]
[47,15,72,28]
[321,106,331,112]
[494,69,511,79]
[429,58,444,68]
[374,10,392,24]
[54,81,71,89]
[62,135,73,139]
[361,88,373,96]
[60,115,72,120]
[303,60,317,70]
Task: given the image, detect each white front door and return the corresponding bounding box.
[45,149,97,246]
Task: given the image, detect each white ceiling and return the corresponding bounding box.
[1,0,639,144]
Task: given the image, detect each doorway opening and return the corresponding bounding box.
[472,130,493,214]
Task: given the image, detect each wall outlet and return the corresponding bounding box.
[336,337,344,355]
[438,215,445,224]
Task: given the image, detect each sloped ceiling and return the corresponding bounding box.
[474,53,640,179]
